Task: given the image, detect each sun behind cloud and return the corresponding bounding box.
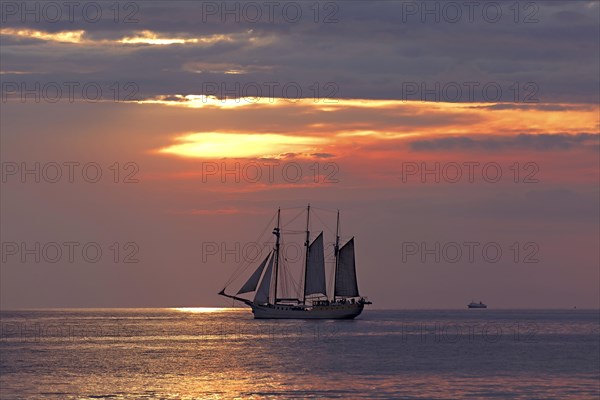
[157,132,328,159]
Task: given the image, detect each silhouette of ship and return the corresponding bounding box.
[219,205,371,319]
[468,301,487,309]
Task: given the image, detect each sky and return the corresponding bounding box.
[0,0,599,309]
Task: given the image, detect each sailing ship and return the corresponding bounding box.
[218,205,371,319]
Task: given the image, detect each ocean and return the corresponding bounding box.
[1,309,598,399]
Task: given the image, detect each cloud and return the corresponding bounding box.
[1,28,239,46]
[156,132,328,159]
[466,104,594,112]
[1,1,598,103]
[409,133,599,152]
[311,153,335,158]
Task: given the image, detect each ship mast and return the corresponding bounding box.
[272,208,281,305]
[333,209,340,301]
[302,204,310,304]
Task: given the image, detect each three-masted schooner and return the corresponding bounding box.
[218,205,371,319]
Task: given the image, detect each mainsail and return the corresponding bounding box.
[254,252,275,304]
[304,232,327,297]
[237,252,271,295]
[335,237,359,297]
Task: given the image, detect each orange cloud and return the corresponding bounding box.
[148,99,598,159]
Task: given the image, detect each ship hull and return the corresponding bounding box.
[251,302,364,319]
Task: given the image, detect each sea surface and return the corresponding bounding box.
[0,309,598,399]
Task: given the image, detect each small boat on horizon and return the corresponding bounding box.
[219,205,371,319]
[468,301,487,309]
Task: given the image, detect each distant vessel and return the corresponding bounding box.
[468,301,487,309]
[219,205,371,319]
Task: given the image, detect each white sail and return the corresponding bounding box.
[335,237,359,297]
[304,232,327,297]
[237,252,271,295]
[254,252,274,304]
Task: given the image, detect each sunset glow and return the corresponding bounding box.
[118,30,232,45]
[158,132,328,158]
[1,28,234,46]
[1,1,599,398]
[1,28,86,43]
[149,99,599,160]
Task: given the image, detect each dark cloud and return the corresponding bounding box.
[311,153,335,159]
[409,133,600,152]
[466,104,594,112]
[1,1,598,103]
